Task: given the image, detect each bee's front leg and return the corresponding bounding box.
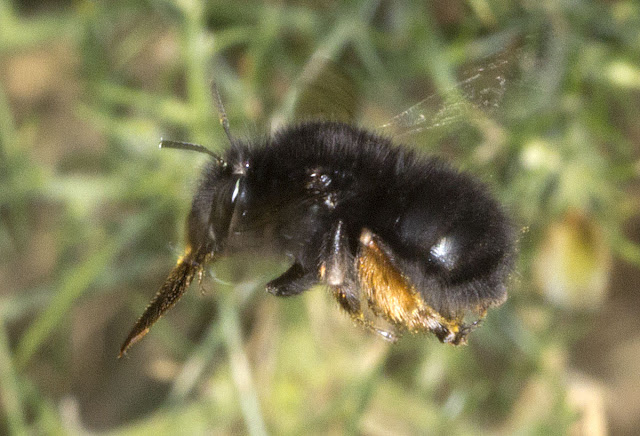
[265,263,316,297]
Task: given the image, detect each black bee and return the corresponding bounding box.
[119,85,515,357]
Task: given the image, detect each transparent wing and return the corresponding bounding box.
[379,53,515,139]
[273,56,360,131]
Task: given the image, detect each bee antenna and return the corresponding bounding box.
[159,139,226,166]
[211,82,235,146]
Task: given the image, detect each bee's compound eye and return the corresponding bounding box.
[430,236,458,271]
[231,178,242,203]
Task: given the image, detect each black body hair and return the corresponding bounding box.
[189,121,514,317]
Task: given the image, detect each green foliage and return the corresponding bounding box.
[1,0,639,434]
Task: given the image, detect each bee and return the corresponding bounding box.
[119,83,515,357]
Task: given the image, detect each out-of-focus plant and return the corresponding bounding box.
[1,0,639,434]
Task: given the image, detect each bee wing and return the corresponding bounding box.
[378,49,520,140]
[273,56,360,129]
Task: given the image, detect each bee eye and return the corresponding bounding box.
[231,178,242,203]
[204,176,247,247]
[430,236,458,271]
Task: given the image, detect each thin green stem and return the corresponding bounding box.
[180,2,217,145]
[0,81,15,164]
[219,292,268,436]
[167,318,224,404]
[0,320,28,435]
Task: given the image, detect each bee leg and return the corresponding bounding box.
[357,229,465,344]
[332,279,400,343]
[330,282,360,314]
[266,263,316,297]
[320,220,351,287]
[449,308,487,345]
[119,248,205,357]
[320,221,399,340]
[318,220,358,312]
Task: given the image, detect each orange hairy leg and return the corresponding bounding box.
[356,229,475,344]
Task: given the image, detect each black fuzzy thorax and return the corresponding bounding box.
[195,121,514,316]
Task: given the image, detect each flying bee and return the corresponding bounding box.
[119,76,516,358]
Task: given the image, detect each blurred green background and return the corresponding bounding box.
[2,0,640,435]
